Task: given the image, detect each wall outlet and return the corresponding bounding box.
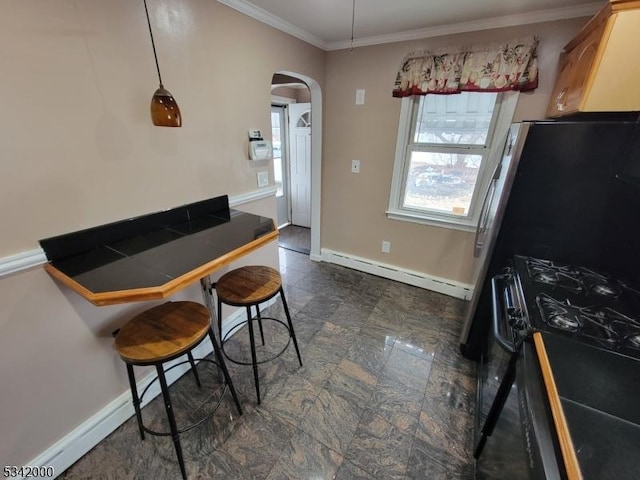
[356,89,365,105]
[257,171,269,188]
[381,241,391,253]
[351,159,360,174]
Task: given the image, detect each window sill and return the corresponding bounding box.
[386,209,476,232]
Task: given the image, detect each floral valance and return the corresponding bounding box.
[392,37,539,97]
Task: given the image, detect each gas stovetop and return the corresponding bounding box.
[513,255,640,359]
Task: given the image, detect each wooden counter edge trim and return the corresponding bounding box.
[533,332,583,480]
[44,230,279,306]
[158,230,280,300]
[44,263,173,306]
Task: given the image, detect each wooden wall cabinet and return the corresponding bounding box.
[546,0,640,117]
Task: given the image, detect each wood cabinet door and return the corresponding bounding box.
[546,15,608,117]
[584,9,640,111]
[546,52,577,117]
[565,18,608,111]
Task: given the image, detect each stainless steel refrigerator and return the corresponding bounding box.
[459,115,640,361]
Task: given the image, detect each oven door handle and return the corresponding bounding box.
[492,274,517,354]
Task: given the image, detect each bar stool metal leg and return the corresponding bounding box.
[156,365,187,480]
[126,364,145,441]
[186,352,202,388]
[245,306,261,404]
[207,328,243,415]
[216,296,223,345]
[256,304,266,346]
[280,288,302,367]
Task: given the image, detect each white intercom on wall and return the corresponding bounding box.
[248,129,272,161]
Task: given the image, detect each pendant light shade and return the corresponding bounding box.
[143,0,182,127]
[150,86,182,127]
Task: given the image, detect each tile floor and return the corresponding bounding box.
[278,225,311,255]
[59,248,477,480]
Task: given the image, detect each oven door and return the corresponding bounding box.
[475,273,530,480]
[517,339,565,480]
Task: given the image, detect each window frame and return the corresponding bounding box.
[387,91,519,231]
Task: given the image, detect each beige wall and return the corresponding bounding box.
[0,0,324,257]
[272,85,299,99]
[0,0,324,468]
[0,2,593,469]
[322,18,589,284]
[271,85,311,103]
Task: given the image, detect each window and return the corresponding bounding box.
[271,106,285,197]
[388,91,518,230]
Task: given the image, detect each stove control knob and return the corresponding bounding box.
[507,308,525,329]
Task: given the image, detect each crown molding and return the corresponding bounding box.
[327,2,601,50]
[217,0,329,50]
[218,0,601,52]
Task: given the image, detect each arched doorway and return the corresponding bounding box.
[270,71,322,260]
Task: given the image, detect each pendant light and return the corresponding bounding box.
[350,0,356,53]
[143,0,182,127]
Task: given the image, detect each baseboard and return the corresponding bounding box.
[309,252,322,262]
[23,298,276,480]
[321,248,473,300]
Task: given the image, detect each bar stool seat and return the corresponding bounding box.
[115,301,242,480]
[215,266,302,404]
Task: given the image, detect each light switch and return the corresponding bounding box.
[351,159,360,173]
[257,171,269,188]
[356,89,365,105]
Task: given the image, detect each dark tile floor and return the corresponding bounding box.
[278,225,310,255]
[59,248,476,480]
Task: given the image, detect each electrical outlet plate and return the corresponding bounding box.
[356,89,365,105]
[257,171,269,188]
[351,159,360,173]
[381,241,391,253]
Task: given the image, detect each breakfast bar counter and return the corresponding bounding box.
[39,195,277,306]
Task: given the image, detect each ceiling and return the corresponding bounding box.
[218,0,601,50]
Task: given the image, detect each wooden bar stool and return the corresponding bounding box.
[215,265,302,404]
[114,301,242,480]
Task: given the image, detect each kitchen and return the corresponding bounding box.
[1,0,639,478]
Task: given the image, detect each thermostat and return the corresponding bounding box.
[249,140,272,161]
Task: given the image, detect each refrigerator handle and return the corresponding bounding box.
[474,176,497,257]
[473,132,513,258]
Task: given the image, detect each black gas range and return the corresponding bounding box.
[477,255,640,480]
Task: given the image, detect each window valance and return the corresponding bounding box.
[392,37,539,97]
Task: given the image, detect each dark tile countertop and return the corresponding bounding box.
[39,195,277,305]
[542,333,640,479]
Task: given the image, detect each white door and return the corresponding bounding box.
[288,103,311,228]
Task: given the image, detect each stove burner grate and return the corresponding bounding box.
[525,258,627,298]
[526,259,583,293]
[548,313,581,332]
[625,334,640,349]
[535,293,640,352]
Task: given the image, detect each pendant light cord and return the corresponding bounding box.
[350,0,356,53]
[143,0,163,87]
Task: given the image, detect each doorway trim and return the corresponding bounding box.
[275,70,322,261]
